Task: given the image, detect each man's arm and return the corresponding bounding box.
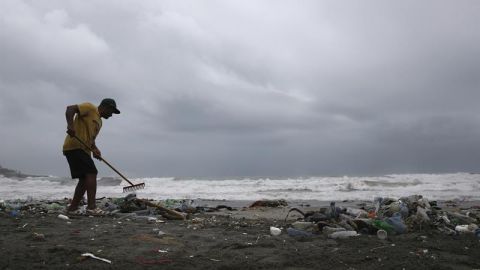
[91,142,102,160]
[66,105,80,137]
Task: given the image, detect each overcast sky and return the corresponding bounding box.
[1,0,480,178]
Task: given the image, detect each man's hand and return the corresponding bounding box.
[67,125,76,137]
[92,148,102,160]
[65,105,79,137]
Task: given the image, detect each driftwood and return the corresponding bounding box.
[136,199,186,220]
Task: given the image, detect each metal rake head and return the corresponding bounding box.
[123,183,145,193]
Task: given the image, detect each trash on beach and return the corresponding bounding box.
[137,199,186,220]
[328,230,359,239]
[249,199,288,208]
[282,193,480,240]
[57,214,69,220]
[81,253,112,264]
[377,229,388,240]
[346,207,368,218]
[385,212,407,234]
[0,194,239,224]
[45,203,64,212]
[455,224,478,233]
[325,202,341,219]
[32,232,45,241]
[147,217,157,223]
[2,192,479,242]
[291,221,316,231]
[270,226,282,236]
[372,220,395,234]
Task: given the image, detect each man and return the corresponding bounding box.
[63,98,120,215]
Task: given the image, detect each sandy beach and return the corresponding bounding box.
[1,198,480,270]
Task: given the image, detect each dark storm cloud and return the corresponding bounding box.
[1,0,480,177]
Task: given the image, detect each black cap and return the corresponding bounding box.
[100,98,120,114]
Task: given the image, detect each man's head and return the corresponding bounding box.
[99,98,120,119]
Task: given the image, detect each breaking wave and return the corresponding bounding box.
[1,173,479,201]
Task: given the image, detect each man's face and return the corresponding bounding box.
[101,106,115,119]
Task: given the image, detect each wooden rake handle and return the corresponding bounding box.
[72,135,136,186]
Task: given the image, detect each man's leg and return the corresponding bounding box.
[68,178,86,211]
[85,173,97,210]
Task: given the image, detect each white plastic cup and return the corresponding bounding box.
[377,229,387,240]
[58,214,70,220]
[270,226,282,236]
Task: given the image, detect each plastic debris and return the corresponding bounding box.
[328,231,359,239]
[291,221,315,231]
[377,229,387,240]
[270,226,282,236]
[32,232,45,241]
[57,214,69,220]
[386,212,407,234]
[282,193,480,240]
[81,253,112,264]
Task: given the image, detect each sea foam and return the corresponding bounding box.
[1,173,479,201]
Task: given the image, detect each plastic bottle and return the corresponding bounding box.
[328,231,359,239]
[455,224,479,233]
[372,220,395,234]
[346,207,368,218]
[292,221,315,231]
[386,212,407,234]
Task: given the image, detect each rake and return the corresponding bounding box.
[73,135,145,192]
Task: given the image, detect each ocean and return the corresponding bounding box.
[1,173,479,201]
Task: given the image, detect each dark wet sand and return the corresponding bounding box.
[1,199,480,270]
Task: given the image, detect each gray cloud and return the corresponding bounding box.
[1,0,480,177]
